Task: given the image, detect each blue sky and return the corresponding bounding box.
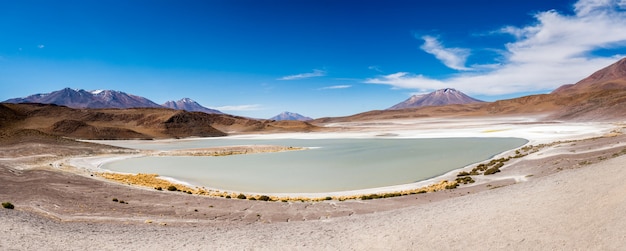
[1,0,626,118]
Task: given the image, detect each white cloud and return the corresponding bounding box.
[420,35,471,71]
[37,44,44,49]
[212,104,263,111]
[367,0,626,97]
[278,69,326,80]
[368,65,383,72]
[318,85,352,90]
[574,0,622,16]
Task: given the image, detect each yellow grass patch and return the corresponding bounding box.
[98,172,458,202]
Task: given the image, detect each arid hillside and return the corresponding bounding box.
[0,103,319,140]
[315,57,626,123]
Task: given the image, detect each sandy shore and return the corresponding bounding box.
[1,116,626,249]
[3,153,624,250]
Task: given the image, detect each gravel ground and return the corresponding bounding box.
[1,120,625,250]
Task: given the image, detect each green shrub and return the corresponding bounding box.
[2,202,14,209]
[258,195,270,201]
[236,194,247,200]
[155,187,162,191]
[484,166,501,175]
[360,194,382,200]
[112,198,118,202]
[324,196,332,201]
[248,197,257,201]
[445,183,459,189]
[457,171,470,177]
[167,185,178,191]
[455,176,475,184]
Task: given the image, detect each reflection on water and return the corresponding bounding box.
[102,138,527,193]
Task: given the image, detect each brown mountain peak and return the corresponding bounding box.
[553,57,626,94]
[388,88,483,110]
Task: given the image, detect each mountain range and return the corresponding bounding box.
[269,112,313,121]
[3,57,626,126]
[316,57,626,122]
[3,88,222,114]
[3,88,162,109]
[388,88,483,110]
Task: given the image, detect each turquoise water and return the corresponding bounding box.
[102,138,527,193]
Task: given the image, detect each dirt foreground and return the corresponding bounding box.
[1,117,626,250]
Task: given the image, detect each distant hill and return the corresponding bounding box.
[270,111,313,121]
[552,57,626,95]
[0,103,319,140]
[315,57,626,123]
[388,88,483,110]
[3,88,162,109]
[162,98,222,114]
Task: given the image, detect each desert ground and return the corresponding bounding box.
[1,115,626,250]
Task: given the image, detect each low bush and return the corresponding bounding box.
[2,202,14,209]
[445,183,459,189]
[484,166,501,175]
[167,185,178,191]
[112,198,118,202]
[457,171,470,177]
[455,176,475,184]
[360,194,382,200]
[258,195,270,201]
[236,194,247,200]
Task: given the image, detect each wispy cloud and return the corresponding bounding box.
[318,85,352,90]
[420,35,472,71]
[212,104,263,111]
[37,44,45,49]
[367,0,626,96]
[368,65,383,72]
[278,69,326,80]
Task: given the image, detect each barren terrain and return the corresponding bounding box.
[2,58,626,249]
[1,117,626,249]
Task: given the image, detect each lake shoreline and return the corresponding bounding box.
[69,117,614,199]
[90,137,526,197]
[2,117,625,249]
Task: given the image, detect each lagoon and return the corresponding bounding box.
[101,138,527,193]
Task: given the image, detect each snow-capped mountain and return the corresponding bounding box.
[387,88,484,110]
[269,111,313,121]
[162,98,222,114]
[3,88,162,109]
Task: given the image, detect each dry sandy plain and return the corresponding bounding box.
[1,115,626,250]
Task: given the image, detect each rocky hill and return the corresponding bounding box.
[0,103,319,140]
[270,112,313,121]
[162,98,222,114]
